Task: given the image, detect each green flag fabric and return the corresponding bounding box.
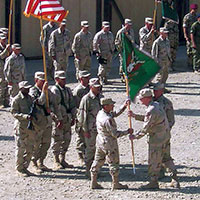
[122,33,161,100]
[161,0,179,23]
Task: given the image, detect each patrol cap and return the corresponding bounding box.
[35,71,45,80]
[190,4,198,10]
[89,78,101,87]
[153,83,165,90]
[0,33,6,40]
[54,70,66,79]
[79,70,91,78]
[18,81,32,89]
[124,18,132,25]
[145,17,153,24]
[159,27,169,33]
[100,98,116,106]
[0,28,8,33]
[138,88,152,99]
[12,43,21,49]
[61,19,67,25]
[102,21,110,27]
[81,21,89,27]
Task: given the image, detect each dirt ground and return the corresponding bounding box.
[0,46,200,200]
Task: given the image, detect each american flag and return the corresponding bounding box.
[24,0,69,22]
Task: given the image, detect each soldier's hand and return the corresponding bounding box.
[84,132,91,138]
[27,115,33,120]
[8,82,13,86]
[129,134,136,140]
[128,128,134,134]
[124,99,131,107]
[128,110,135,118]
[71,119,75,126]
[52,56,56,60]
[56,120,63,129]
[42,81,48,92]
[6,44,10,49]
[192,44,197,49]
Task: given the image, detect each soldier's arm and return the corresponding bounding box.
[48,32,56,57]
[115,31,122,52]
[22,56,26,81]
[4,58,12,83]
[112,103,127,118]
[165,100,175,128]
[72,34,80,58]
[67,88,77,119]
[0,45,9,60]
[151,41,159,61]
[140,28,153,43]
[93,33,100,52]
[190,24,197,48]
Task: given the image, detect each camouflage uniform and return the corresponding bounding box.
[115,26,135,77]
[72,30,92,80]
[183,12,197,67]
[73,83,90,156]
[0,43,9,106]
[40,22,58,79]
[76,90,101,171]
[164,20,179,64]
[93,29,114,82]
[190,21,200,71]
[4,52,26,99]
[11,90,35,174]
[50,83,76,167]
[48,27,71,72]
[152,35,171,84]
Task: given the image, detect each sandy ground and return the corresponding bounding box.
[0,46,200,200]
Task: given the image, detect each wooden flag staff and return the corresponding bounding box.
[8,0,13,45]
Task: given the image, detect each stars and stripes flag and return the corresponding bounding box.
[24,0,69,22]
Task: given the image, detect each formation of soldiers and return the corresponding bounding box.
[1,2,200,191]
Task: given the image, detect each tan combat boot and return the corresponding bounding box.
[169,174,180,189]
[53,155,64,170]
[60,154,74,168]
[91,173,103,189]
[111,175,128,190]
[78,152,85,166]
[38,159,52,172]
[32,160,43,174]
[140,177,159,190]
[85,162,92,179]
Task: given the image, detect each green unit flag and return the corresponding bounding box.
[122,33,161,100]
[161,0,179,23]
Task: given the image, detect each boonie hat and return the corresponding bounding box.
[19,81,32,89]
[100,98,116,105]
[54,70,66,79]
[138,88,152,99]
[35,72,45,80]
[89,78,101,87]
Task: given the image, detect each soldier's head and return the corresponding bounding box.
[34,72,45,89]
[79,70,91,87]
[145,17,153,30]
[102,21,110,32]
[153,83,164,99]
[190,4,198,13]
[81,21,89,32]
[54,70,66,88]
[101,98,115,112]
[60,19,66,32]
[89,78,101,96]
[19,81,32,96]
[138,88,152,106]
[0,34,6,45]
[159,27,168,39]
[124,18,132,30]
[12,43,21,55]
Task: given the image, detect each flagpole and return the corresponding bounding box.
[125,75,136,174]
[152,0,158,42]
[8,0,13,45]
[39,16,49,109]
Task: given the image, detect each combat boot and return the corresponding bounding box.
[17,169,29,177]
[53,155,64,170]
[140,177,159,190]
[32,160,43,174]
[38,159,52,172]
[91,173,103,189]
[111,175,128,190]
[60,154,74,168]
[169,174,180,189]
[85,162,92,179]
[78,153,85,166]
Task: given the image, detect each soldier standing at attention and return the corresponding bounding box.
[73,70,91,163]
[183,4,198,69]
[11,81,35,177]
[72,21,92,80]
[152,27,171,93]
[190,14,200,74]
[139,17,155,54]
[76,78,102,177]
[93,21,114,85]
[0,33,10,108]
[90,98,133,190]
[40,21,58,79]
[50,71,76,170]
[49,19,71,72]
[4,43,26,101]
[115,19,135,82]
[129,88,180,189]
[29,72,59,173]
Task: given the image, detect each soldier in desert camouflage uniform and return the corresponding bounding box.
[90,98,133,190]
[0,33,10,107]
[76,78,102,177]
[183,4,198,69]
[129,88,180,189]
[49,19,71,72]
[72,21,92,80]
[4,43,26,101]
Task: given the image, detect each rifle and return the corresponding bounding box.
[27,100,38,130]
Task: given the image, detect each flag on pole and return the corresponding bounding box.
[161,0,179,23]
[24,0,69,22]
[122,33,161,100]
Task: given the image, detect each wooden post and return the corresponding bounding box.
[8,0,13,45]
[152,0,158,42]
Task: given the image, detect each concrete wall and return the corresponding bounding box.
[0,1,5,27]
